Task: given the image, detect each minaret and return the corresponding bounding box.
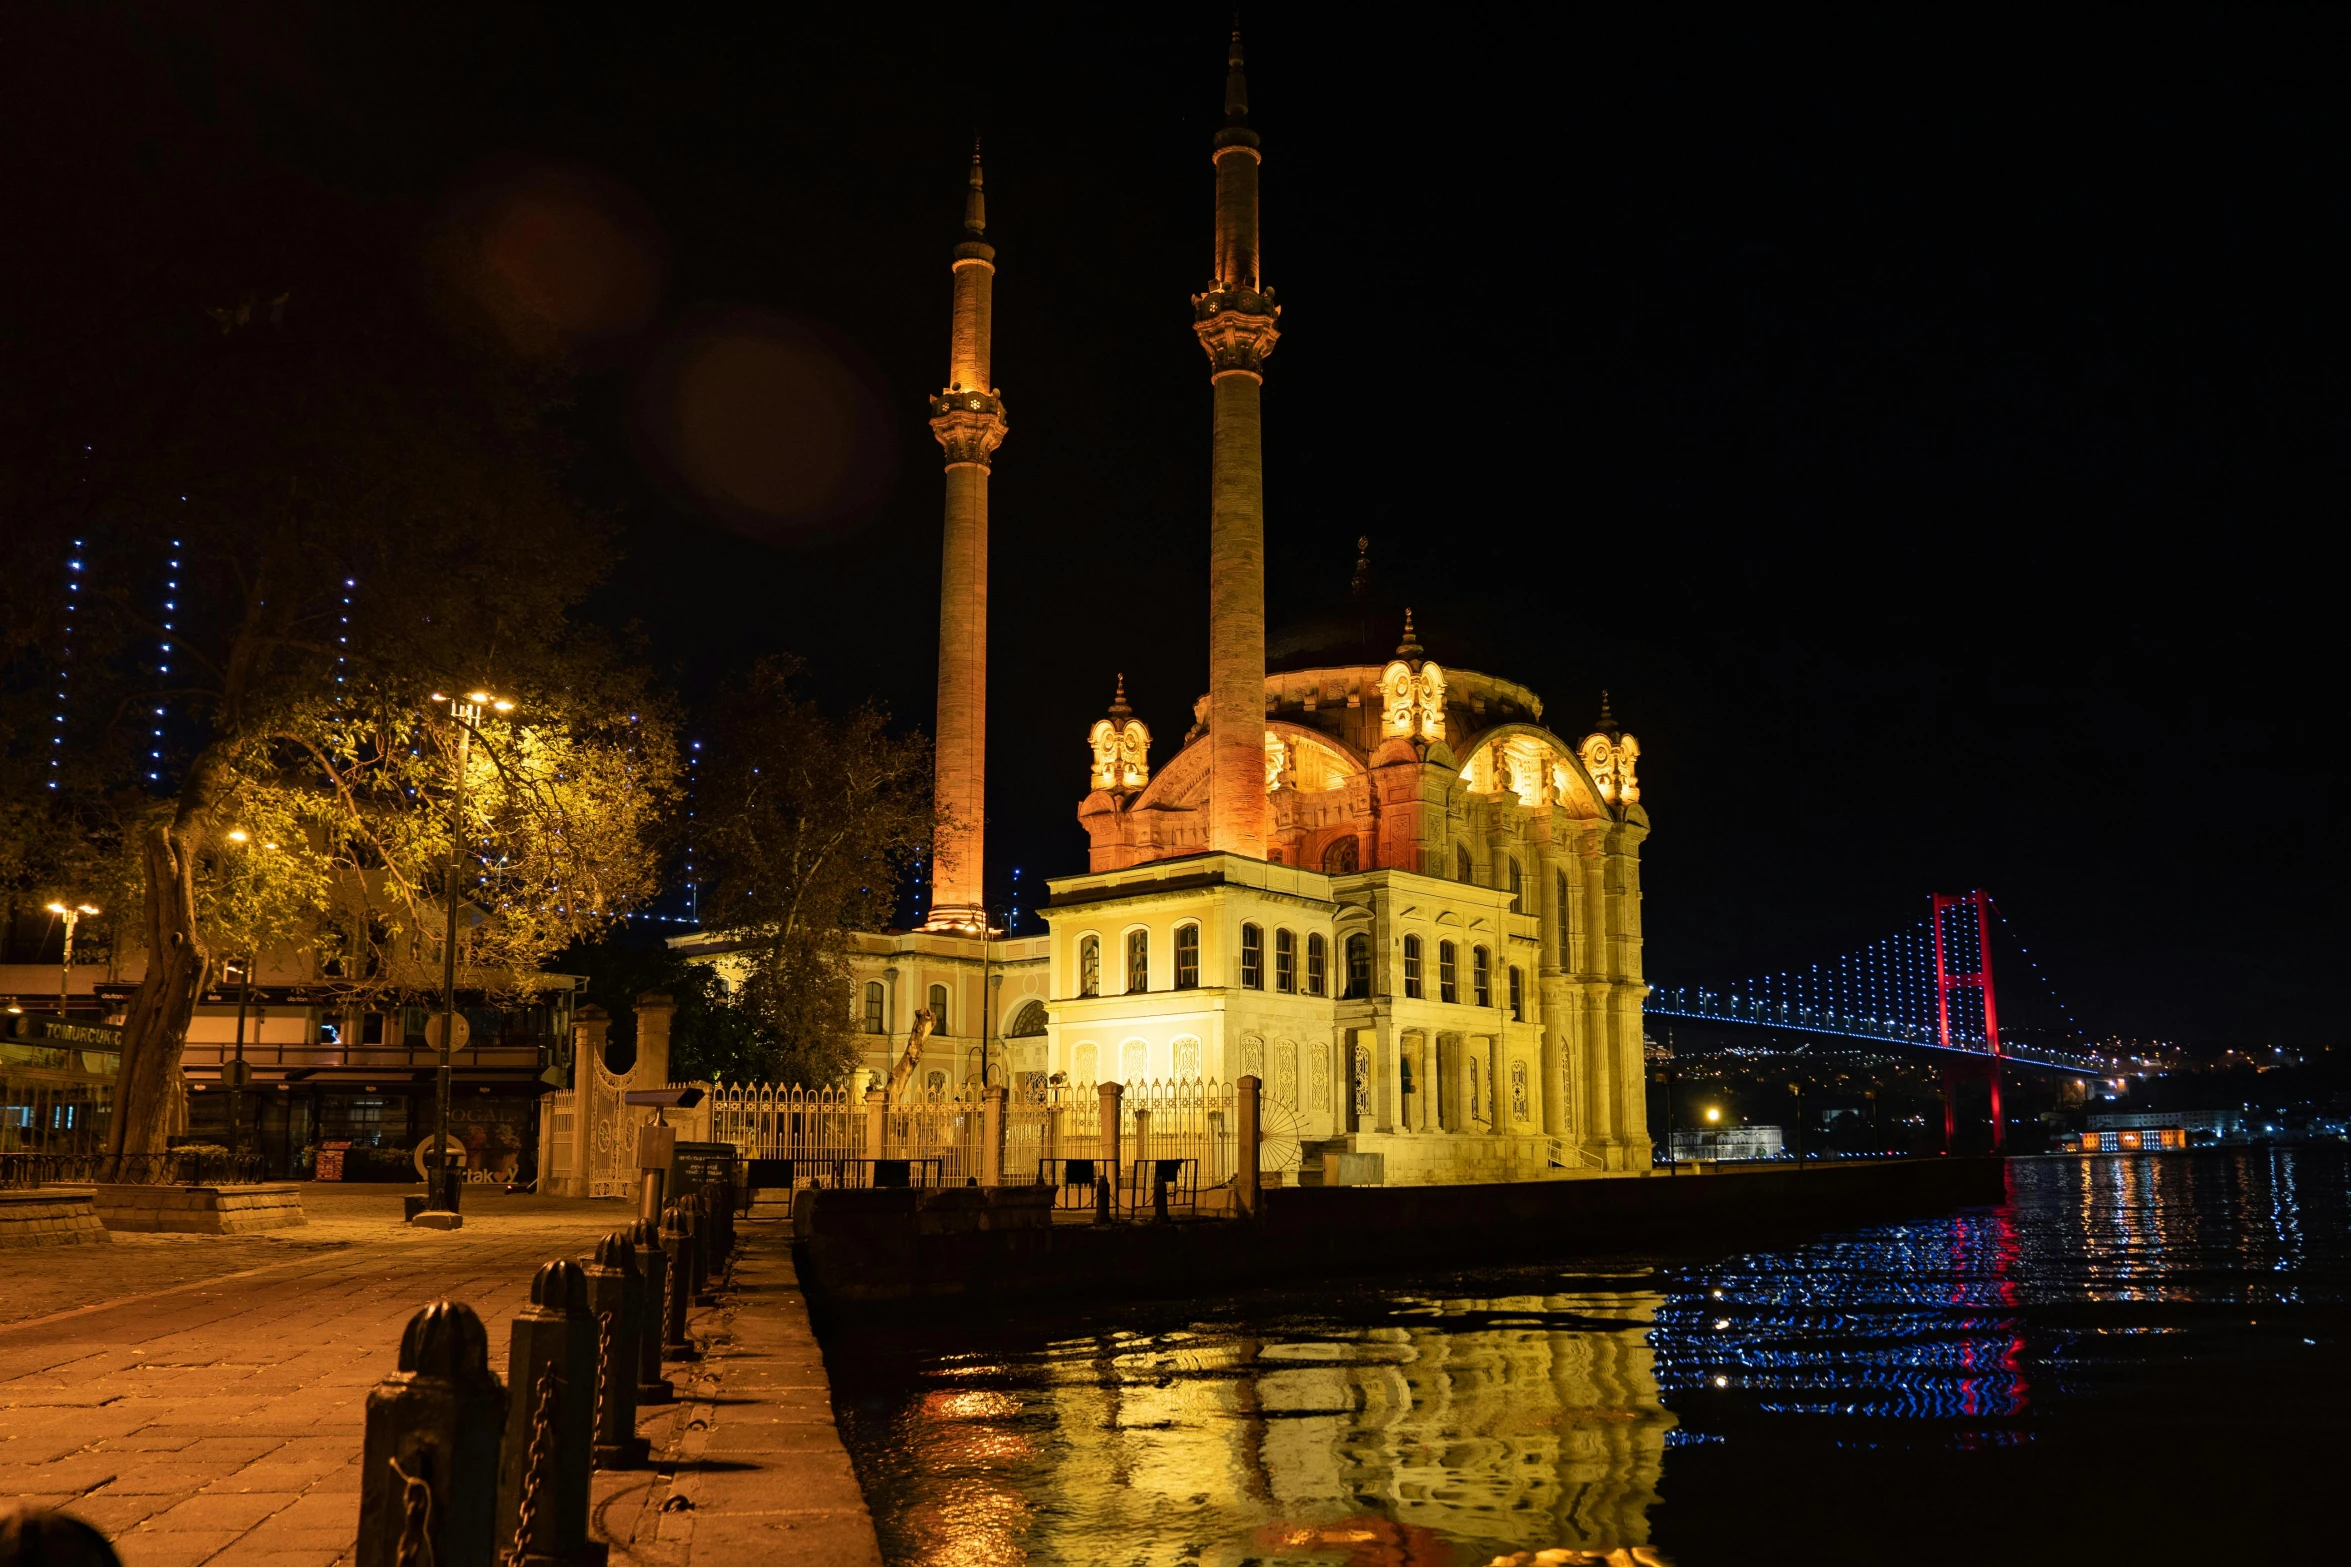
[924,144,1006,931]
[1193,27,1280,861]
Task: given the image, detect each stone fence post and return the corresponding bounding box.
[1097,1082,1123,1224]
[659,1203,697,1362]
[628,1217,673,1404]
[496,1261,596,1565]
[980,1085,1007,1186]
[865,1087,887,1171]
[1238,1074,1262,1218]
[359,1302,503,1567]
[632,992,675,1089]
[581,1232,648,1469]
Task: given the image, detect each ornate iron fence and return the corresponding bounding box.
[0,1148,271,1187]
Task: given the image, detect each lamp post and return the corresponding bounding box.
[44,901,100,1017]
[425,691,511,1216]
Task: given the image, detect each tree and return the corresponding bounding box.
[697,658,935,1087]
[0,13,679,1155]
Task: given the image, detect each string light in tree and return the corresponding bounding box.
[52,540,83,789]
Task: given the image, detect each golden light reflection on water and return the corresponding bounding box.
[879,1291,1674,1566]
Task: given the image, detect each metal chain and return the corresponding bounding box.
[593,1309,615,1442]
[505,1362,559,1567]
[389,1453,436,1567]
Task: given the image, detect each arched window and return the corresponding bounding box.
[1556,870,1570,949]
[1078,934,1100,998]
[928,983,951,1036]
[1008,999,1048,1037]
[1402,934,1424,999]
[1074,1041,1099,1082]
[1240,923,1264,989]
[1126,929,1151,993]
[1322,835,1359,874]
[1507,856,1524,913]
[1343,933,1372,999]
[863,982,886,1035]
[1472,945,1491,1009]
[1439,941,1459,1004]
[1173,924,1200,989]
[1509,964,1525,1021]
[1456,844,1474,884]
[1120,1039,1149,1084]
[1306,933,1327,996]
[1274,928,1297,992]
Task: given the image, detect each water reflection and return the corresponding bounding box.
[833,1150,2349,1565]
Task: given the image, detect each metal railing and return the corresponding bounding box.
[1,1148,272,1188]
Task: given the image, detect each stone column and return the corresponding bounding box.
[1194,32,1278,862]
[633,991,674,1089]
[563,1006,608,1199]
[1097,1082,1123,1223]
[925,148,1007,931]
[1237,1074,1262,1217]
[864,1087,886,1169]
[981,1084,1007,1186]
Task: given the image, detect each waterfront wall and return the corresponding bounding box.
[795,1157,2007,1308]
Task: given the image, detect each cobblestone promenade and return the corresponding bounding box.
[0,1188,880,1567]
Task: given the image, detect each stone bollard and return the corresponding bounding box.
[628,1218,674,1404]
[359,1302,505,1567]
[687,1192,715,1305]
[660,1202,698,1361]
[495,1261,601,1567]
[1097,1081,1124,1223]
[580,1232,648,1469]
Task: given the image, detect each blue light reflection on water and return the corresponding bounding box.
[831,1149,2350,1566]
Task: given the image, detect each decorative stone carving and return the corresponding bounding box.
[1191,287,1280,376]
[1580,690,1640,807]
[1088,675,1151,792]
[1263,731,1294,791]
[929,389,1008,467]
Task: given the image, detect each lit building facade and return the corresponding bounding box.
[683,35,1655,1178]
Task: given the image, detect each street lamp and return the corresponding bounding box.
[44,901,100,1017]
[423,690,512,1219]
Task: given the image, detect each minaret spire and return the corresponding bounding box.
[924,147,1009,931]
[1194,23,1280,861]
[963,139,986,236]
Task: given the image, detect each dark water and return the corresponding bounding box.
[829,1151,2350,1565]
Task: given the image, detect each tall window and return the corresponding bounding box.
[1126,929,1150,993]
[1322,835,1359,874]
[1509,964,1525,1021]
[928,983,950,1035]
[1173,924,1200,988]
[1439,941,1459,1004]
[1472,946,1491,1009]
[1456,844,1474,884]
[1240,924,1264,989]
[1274,929,1297,992]
[1402,934,1424,999]
[1306,933,1327,996]
[1343,934,1372,999]
[1079,934,1100,997]
[1556,871,1570,950]
[863,982,885,1035]
[1507,856,1524,913]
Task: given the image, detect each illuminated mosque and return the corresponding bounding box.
[700,33,1655,1180]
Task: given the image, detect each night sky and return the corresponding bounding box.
[35,8,2342,1049]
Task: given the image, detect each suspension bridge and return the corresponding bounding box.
[1648,890,2110,1076]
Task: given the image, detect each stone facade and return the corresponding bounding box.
[90,1182,308,1234]
[0,1187,110,1247]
